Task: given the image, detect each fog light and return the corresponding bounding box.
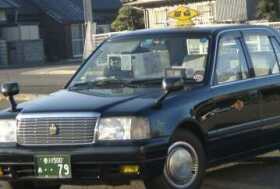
[0,167,3,177]
[120,165,140,175]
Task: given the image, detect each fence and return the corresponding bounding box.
[93,31,126,49]
[252,22,280,33]
[92,22,280,50]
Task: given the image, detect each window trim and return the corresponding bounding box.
[213,31,251,85]
[211,27,278,88]
[211,72,280,89]
[270,37,280,71]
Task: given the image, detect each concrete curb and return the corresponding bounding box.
[21,69,76,76]
[0,94,45,102]
[0,182,11,189]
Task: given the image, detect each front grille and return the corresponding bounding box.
[17,113,100,146]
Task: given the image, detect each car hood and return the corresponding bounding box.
[19,88,164,115]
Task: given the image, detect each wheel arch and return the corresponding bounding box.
[173,119,208,152]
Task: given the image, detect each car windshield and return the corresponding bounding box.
[70,35,209,88]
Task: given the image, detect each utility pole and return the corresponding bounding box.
[83,0,96,60]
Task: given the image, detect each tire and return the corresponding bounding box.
[10,181,61,189]
[144,129,206,189]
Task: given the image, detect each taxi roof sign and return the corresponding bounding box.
[168,6,199,26]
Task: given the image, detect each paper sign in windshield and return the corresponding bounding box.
[121,55,132,71]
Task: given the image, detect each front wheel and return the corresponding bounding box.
[144,130,206,189]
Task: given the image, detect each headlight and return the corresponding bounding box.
[0,120,17,143]
[96,117,150,141]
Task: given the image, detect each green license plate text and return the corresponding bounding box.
[35,155,72,178]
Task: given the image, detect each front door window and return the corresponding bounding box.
[215,36,249,84]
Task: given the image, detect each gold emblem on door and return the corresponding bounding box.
[231,100,245,111]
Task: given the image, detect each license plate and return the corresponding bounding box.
[35,155,72,178]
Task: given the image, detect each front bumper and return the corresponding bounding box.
[0,137,168,185]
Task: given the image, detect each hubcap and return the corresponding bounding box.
[164,142,199,188]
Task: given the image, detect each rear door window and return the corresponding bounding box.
[244,33,279,76]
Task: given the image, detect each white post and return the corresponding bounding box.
[83,0,96,60]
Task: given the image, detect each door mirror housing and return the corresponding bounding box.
[154,77,185,108]
[162,77,184,92]
[1,82,20,112]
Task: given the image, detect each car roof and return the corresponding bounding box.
[110,25,275,40]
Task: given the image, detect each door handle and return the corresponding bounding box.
[201,99,245,121]
[231,100,245,111]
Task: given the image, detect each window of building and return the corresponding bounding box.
[71,24,85,57]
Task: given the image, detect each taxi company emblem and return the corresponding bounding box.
[168,6,199,26]
[49,124,59,136]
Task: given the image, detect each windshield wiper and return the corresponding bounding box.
[69,81,93,90]
[69,78,136,90]
[129,78,199,85]
[70,78,163,90]
[127,78,163,86]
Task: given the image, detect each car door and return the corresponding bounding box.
[243,31,280,146]
[205,31,261,160]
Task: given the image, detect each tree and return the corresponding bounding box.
[112,6,145,31]
[256,0,279,21]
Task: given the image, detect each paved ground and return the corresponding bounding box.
[0,64,79,94]
[1,65,280,189]
[1,155,280,189]
[63,153,280,189]
[61,154,280,189]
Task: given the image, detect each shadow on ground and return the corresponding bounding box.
[60,154,280,189]
[203,156,280,189]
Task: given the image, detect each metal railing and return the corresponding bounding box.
[250,21,280,33]
[93,31,127,49]
[92,22,280,50]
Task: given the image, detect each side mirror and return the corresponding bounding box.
[1,82,19,97]
[162,77,184,92]
[154,77,184,108]
[1,82,20,112]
